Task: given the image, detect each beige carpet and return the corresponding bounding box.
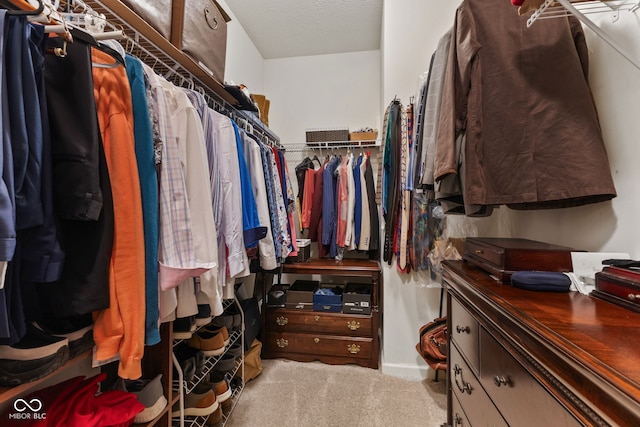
[225,359,447,427]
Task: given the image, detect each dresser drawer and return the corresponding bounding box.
[479,328,581,427]
[266,309,373,337]
[265,332,373,359]
[450,297,479,373]
[450,343,508,427]
[451,392,471,427]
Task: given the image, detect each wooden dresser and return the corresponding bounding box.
[261,258,382,369]
[443,260,640,427]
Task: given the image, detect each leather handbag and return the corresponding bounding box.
[120,0,172,39]
[416,316,447,370]
[172,0,231,83]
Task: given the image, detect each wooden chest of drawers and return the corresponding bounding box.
[261,259,382,369]
[443,260,640,426]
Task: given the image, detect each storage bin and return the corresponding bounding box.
[305,128,349,147]
[285,280,318,310]
[342,283,372,315]
[286,239,311,263]
[349,131,378,145]
[171,0,231,83]
[120,0,172,39]
[313,285,343,312]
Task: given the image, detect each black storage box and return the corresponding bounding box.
[285,280,318,310]
[342,283,372,315]
[266,285,288,308]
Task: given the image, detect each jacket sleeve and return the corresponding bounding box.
[434,5,480,182]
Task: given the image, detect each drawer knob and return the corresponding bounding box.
[276,316,288,326]
[453,364,472,395]
[347,344,361,354]
[314,315,320,321]
[493,375,510,387]
[456,325,470,334]
[314,338,320,343]
[454,413,463,426]
[347,321,361,331]
[628,293,640,301]
[474,249,483,255]
[276,338,288,348]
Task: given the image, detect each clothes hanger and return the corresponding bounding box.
[4,0,43,14]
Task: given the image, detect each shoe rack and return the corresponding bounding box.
[171,298,245,427]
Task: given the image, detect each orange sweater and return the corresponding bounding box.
[91,48,146,379]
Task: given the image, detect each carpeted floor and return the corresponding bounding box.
[225,359,447,427]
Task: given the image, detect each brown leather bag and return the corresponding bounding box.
[416,316,448,370]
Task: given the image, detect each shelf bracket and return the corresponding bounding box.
[555,0,640,71]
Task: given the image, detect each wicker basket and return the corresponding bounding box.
[286,239,311,263]
[349,131,378,145]
[305,128,349,147]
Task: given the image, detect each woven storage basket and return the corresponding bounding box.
[305,128,349,147]
[286,239,311,263]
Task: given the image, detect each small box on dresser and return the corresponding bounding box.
[342,283,371,315]
[592,266,640,313]
[285,280,318,310]
[463,237,577,283]
[313,285,343,312]
[266,284,288,308]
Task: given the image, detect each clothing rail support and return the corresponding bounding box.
[555,0,640,71]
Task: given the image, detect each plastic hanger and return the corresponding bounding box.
[4,0,43,14]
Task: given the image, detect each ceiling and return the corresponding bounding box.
[223,0,383,60]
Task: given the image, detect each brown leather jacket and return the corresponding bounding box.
[435,0,616,210]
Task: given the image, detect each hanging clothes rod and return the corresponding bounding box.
[82,0,282,149]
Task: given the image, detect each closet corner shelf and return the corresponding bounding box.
[527,0,640,70]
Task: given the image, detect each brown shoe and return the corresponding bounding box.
[187,329,226,357]
[208,371,232,404]
[206,405,223,426]
[171,383,218,417]
[202,324,230,346]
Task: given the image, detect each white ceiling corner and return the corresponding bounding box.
[223,0,383,59]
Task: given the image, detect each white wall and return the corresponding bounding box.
[219,0,265,93]
[263,51,381,143]
[380,0,462,380]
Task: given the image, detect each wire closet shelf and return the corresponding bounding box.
[77,0,282,149]
[526,0,640,71]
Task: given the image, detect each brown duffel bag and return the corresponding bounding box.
[416,316,447,371]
